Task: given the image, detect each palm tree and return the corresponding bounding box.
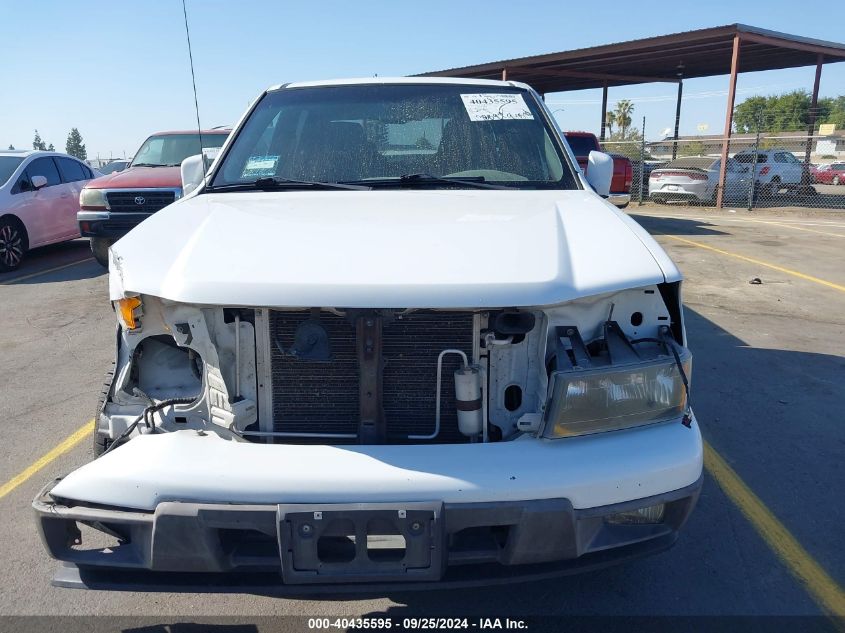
[604,111,616,137]
[614,100,634,139]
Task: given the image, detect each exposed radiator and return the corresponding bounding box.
[268,310,475,443]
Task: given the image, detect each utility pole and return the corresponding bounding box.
[747,109,762,212]
[639,116,646,206]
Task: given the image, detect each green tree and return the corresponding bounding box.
[679,140,706,157]
[604,111,616,137]
[32,129,47,151]
[47,143,55,151]
[65,128,87,160]
[603,127,645,159]
[613,100,634,138]
[7,145,14,150]
[817,95,845,129]
[732,90,841,133]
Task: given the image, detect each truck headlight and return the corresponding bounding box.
[543,351,691,438]
[80,188,109,210]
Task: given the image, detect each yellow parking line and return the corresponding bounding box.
[0,257,94,285]
[733,218,845,238]
[0,419,93,500]
[705,442,845,617]
[664,235,845,293]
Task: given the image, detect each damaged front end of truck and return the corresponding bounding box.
[33,78,703,588]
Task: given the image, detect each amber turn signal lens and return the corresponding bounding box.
[115,297,142,330]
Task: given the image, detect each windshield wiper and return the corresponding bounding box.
[131,163,166,168]
[347,174,509,190]
[208,177,371,192]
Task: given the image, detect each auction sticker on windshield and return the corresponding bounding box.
[243,155,279,178]
[461,93,534,121]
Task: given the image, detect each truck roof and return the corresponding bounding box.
[271,77,533,91]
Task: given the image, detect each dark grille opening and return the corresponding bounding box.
[270,312,359,437]
[100,218,144,231]
[383,312,473,443]
[218,528,281,568]
[269,310,474,444]
[106,190,176,213]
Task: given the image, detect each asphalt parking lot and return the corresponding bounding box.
[0,208,843,626]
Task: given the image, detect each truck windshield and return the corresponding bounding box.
[212,84,577,190]
[131,133,227,168]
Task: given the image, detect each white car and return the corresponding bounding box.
[649,156,750,203]
[0,150,96,271]
[732,148,805,196]
[34,78,702,587]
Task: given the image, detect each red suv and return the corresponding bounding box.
[78,129,230,266]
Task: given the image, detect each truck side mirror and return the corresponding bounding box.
[585,150,612,197]
[181,154,205,196]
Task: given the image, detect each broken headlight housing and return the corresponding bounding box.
[543,349,692,438]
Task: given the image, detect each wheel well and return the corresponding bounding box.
[0,214,29,249]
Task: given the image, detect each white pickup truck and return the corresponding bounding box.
[34,78,702,587]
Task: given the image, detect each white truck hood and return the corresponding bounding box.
[110,189,678,307]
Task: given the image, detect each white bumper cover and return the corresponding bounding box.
[52,417,703,512]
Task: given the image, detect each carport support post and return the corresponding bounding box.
[804,55,824,172]
[716,34,741,209]
[672,79,683,159]
[600,82,609,141]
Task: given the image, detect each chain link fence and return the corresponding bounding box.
[609,114,845,211]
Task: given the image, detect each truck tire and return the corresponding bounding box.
[93,363,115,456]
[90,237,111,268]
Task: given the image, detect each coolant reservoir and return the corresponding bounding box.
[454,366,483,437]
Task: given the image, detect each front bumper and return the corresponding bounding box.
[34,476,701,587]
[77,211,151,239]
[33,419,703,586]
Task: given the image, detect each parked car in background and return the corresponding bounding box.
[99,160,131,175]
[642,160,667,187]
[732,148,803,196]
[563,132,633,207]
[0,150,96,272]
[78,128,231,266]
[649,156,749,204]
[813,162,845,185]
[809,163,828,181]
[34,78,701,586]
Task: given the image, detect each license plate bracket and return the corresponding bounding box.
[278,502,444,584]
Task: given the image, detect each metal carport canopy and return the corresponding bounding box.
[415,24,845,91]
[417,23,845,208]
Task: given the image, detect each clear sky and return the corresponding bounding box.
[2,0,844,159]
